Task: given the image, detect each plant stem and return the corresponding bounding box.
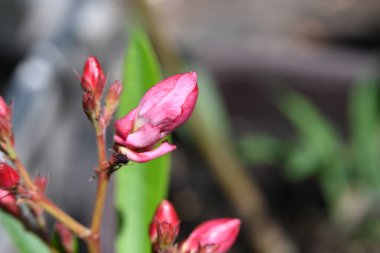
[9,153,36,191]
[89,131,110,252]
[11,156,91,239]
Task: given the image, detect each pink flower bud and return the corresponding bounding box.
[81,56,106,98]
[103,80,123,126]
[82,91,98,121]
[0,163,19,190]
[55,223,75,253]
[149,200,180,247]
[180,218,241,253]
[114,72,198,163]
[33,176,48,193]
[0,189,19,216]
[0,97,14,148]
[0,97,9,118]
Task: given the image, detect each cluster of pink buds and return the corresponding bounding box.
[113,72,198,163]
[149,200,241,253]
[80,56,123,129]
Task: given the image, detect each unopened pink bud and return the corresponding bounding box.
[103,80,123,126]
[55,223,75,253]
[180,218,241,253]
[0,189,19,216]
[0,97,9,118]
[0,97,13,148]
[81,56,106,98]
[82,91,98,121]
[33,176,48,193]
[0,163,19,190]
[114,72,198,163]
[149,200,180,245]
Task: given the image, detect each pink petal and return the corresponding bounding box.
[121,142,176,163]
[114,108,137,140]
[124,124,161,148]
[181,218,241,253]
[137,72,198,130]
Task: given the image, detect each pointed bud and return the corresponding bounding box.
[55,223,75,253]
[34,176,48,193]
[0,97,14,151]
[82,92,98,121]
[150,200,180,250]
[81,56,106,98]
[0,97,10,119]
[0,189,19,216]
[0,163,19,190]
[180,218,241,253]
[114,72,198,163]
[103,80,123,126]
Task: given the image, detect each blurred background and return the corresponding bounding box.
[1,0,380,252]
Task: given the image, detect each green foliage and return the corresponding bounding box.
[238,77,380,210]
[238,134,283,166]
[115,28,171,253]
[348,80,380,193]
[0,210,50,253]
[277,90,348,205]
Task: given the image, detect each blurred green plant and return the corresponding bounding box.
[238,77,380,228]
[115,28,171,253]
[0,210,50,253]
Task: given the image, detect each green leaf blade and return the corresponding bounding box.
[115,28,170,253]
[0,210,50,253]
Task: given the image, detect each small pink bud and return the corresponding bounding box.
[180,218,241,253]
[103,80,123,126]
[0,189,19,216]
[0,163,19,190]
[55,223,75,253]
[82,92,98,121]
[81,56,106,98]
[149,200,180,246]
[0,97,10,118]
[33,176,48,193]
[114,72,198,163]
[0,97,14,149]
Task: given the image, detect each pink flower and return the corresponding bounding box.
[81,56,106,99]
[114,72,198,163]
[149,200,180,247]
[0,163,19,190]
[180,218,241,253]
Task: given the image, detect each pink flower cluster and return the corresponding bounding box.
[150,200,241,253]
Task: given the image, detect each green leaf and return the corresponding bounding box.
[115,28,170,253]
[238,134,283,166]
[0,210,50,253]
[276,90,343,178]
[349,79,380,191]
[276,90,349,206]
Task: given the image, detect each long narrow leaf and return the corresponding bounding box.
[115,28,170,253]
[0,210,50,253]
[277,90,343,179]
[349,79,380,191]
